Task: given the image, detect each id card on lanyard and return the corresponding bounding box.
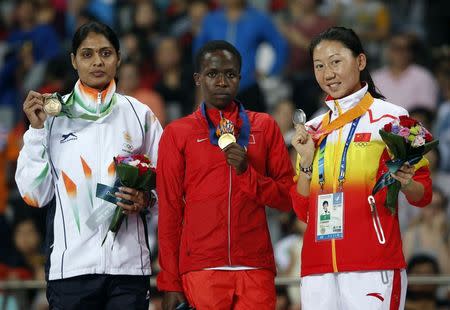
[316,117,360,241]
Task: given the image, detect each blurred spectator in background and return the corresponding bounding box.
[171,0,210,63]
[275,286,292,310]
[433,55,450,172]
[409,107,434,132]
[120,31,159,89]
[403,187,449,275]
[0,217,47,309]
[66,0,115,37]
[276,0,334,118]
[275,214,306,309]
[372,32,439,112]
[154,36,195,122]
[0,0,61,122]
[329,0,390,68]
[118,60,167,126]
[132,0,162,51]
[194,0,288,112]
[399,147,450,232]
[405,254,441,310]
[272,98,295,142]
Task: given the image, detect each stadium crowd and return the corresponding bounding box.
[0,0,448,309]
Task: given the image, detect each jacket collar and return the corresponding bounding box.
[324,83,368,115]
[63,80,117,120]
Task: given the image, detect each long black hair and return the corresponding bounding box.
[309,27,385,99]
[72,21,120,55]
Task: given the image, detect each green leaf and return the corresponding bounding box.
[379,130,408,159]
[116,164,140,187]
[109,206,126,233]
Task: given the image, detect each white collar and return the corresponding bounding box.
[324,83,369,116]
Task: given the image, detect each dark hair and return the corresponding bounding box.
[409,107,435,125]
[194,40,242,73]
[407,254,440,274]
[72,21,120,55]
[310,27,385,100]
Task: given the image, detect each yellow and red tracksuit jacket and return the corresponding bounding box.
[291,85,432,277]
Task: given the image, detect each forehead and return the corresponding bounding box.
[313,40,352,59]
[201,50,239,70]
[78,32,113,50]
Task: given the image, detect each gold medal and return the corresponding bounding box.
[218,133,236,149]
[43,93,62,116]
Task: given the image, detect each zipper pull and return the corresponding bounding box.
[97,92,102,115]
[368,195,386,244]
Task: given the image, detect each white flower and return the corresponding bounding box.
[127,159,140,167]
[411,135,425,148]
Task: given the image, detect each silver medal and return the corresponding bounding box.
[292,109,306,125]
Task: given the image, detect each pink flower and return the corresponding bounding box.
[398,127,410,138]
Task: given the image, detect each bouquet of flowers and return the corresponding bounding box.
[101,155,156,245]
[372,115,438,214]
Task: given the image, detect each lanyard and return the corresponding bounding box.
[318,116,361,189]
[201,101,251,148]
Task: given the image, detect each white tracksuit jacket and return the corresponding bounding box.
[15,80,163,280]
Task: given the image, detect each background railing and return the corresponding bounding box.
[1,275,449,290]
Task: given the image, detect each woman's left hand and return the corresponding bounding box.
[115,187,147,215]
[391,163,415,189]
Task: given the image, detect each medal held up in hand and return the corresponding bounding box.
[216,114,236,150]
[43,92,63,116]
[292,108,306,126]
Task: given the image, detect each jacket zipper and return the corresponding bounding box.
[331,100,343,272]
[227,165,232,266]
[97,91,106,272]
[96,93,101,116]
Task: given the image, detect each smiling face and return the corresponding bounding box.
[312,40,366,99]
[71,32,120,91]
[194,50,241,109]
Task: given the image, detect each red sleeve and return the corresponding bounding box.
[290,185,309,222]
[156,125,185,292]
[406,165,432,207]
[235,116,294,212]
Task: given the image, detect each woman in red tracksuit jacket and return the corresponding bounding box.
[156,40,294,310]
[291,27,432,310]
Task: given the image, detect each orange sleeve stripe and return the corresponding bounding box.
[23,194,39,208]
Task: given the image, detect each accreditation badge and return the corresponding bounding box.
[316,192,344,241]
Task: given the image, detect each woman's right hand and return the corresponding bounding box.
[23,90,47,129]
[291,124,315,167]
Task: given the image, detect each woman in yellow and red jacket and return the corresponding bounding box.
[291,27,432,310]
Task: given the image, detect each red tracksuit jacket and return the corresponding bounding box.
[156,103,294,291]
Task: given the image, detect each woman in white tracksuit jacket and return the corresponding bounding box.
[15,21,162,309]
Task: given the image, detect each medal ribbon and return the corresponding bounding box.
[315,92,374,146]
[201,101,251,148]
[318,117,361,189]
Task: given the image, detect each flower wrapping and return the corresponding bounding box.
[373,115,438,214]
[101,154,156,245]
